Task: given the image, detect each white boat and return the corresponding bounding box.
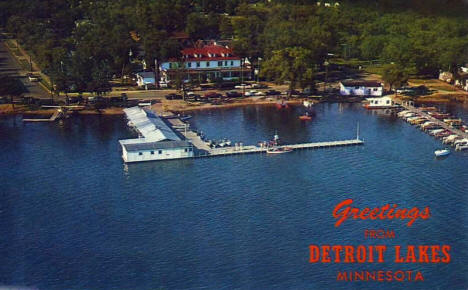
[303,100,314,108]
[266,147,294,154]
[434,149,450,157]
[443,135,461,144]
[456,144,468,151]
[428,129,444,136]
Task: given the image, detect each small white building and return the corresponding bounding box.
[136,72,156,89]
[460,64,468,73]
[364,96,399,109]
[340,81,383,96]
[120,140,193,162]
[119,107,194,163]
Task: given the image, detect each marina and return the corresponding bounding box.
[395,100,468,151]
[119,106,364,162]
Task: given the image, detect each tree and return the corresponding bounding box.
[381,64,409,91]
[0,75,25,109]
[260,47,315,97]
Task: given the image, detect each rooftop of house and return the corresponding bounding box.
[136,72,155,79]
[182,44,237,59]
[340,81,383,87]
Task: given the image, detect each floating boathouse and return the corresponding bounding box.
[119,107,194,162]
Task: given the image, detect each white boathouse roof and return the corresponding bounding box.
[123,107,181,142]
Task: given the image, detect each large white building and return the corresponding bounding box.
[159,43,250,83]
[339,81,383,97]
[119,107,194,162]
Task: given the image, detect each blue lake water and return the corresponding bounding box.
[0,103,467,289]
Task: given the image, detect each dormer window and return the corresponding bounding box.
[208,53,212,57]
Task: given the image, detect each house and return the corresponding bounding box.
[119,107,194,162]
[136,72,156,89]
[460,64,468,73]
[439,71,453,83]
[339,81,383,96]
[159,42,251,83]
[363,96,398,109]
[454,72,468,92]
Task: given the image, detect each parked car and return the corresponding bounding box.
[234,84,252,89]
[27,73,40,82]
[254,91,266,96]
[266,90,281,96]
[226,91,243,98]
[251,83,268,89]
[186,92,200,101]
[204,92,222,98]
[286,89,302,96]
[165,93,183,100]
[245,90,258,97]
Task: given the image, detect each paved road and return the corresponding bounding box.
[0,40,48,98]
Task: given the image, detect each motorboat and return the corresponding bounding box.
[299,111,313,121]
[434,148,450,157]
[276,100,289,109]
[443,134,461,144]
[266,147,294,154]
[428,129,444,136]
[303,100,314,108]
[456,144,468,151]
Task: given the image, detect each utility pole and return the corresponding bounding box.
[356,122,360,140]
[324,61,329,94]
[257,57,262,83]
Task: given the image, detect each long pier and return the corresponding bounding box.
[167,116,364,158]
[192,139,364,158]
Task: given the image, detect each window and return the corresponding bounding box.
[150,151,155,155]
[206,61,210,67]
[184,148,188,152]
[373,88,378,91]
[218,61,223,67]
[158,150,162,154]
[187,62,192,68]
[386,100,390,104]
[196,62,200,67]
[225,61,228,66]
[355,86,359,89]
[169,63,172,69]
[189,147,193,152]
[231,61,234,66]
[138,152,143,156]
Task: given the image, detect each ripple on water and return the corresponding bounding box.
[0,104,467,289]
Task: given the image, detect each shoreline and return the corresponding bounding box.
[1,95,466,117]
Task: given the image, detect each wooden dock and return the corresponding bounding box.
[395,101,468,139]
[23,110,62,122]
[161,112,364,160]
[194,139,364,158]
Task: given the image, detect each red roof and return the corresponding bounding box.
[167,56,240,62]
[182,45,235,59]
